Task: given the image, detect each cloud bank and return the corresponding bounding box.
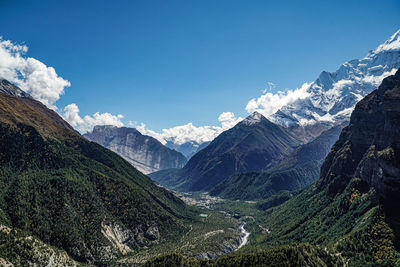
[0,37,127,132]
[0,37,314,146]
[135,112,243,145]
[63,104,124,133]
[245,82,311,118]
[0,37,70,109]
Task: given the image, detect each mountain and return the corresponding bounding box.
[195,141,210,153]
[255,68,400,265]
[268,29,400,139]
[165,140,201,159]
[210,124,344,200]
[0,80,192,265]
[0,79,32,98]
[166,140,210,160]
[145,68,400,266]
[84,125,187,174]
[151,112,302,192]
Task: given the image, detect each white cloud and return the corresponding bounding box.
[0,37,245,145]
[135,112,243,145]
[218,111,243,130]
[63,103,84,126]
[245,82,311,118]
[0,37,70,109]
[63,103,124,133]
[0,37,242,144]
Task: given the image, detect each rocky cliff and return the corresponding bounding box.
[84,125,187,174]
[318,67,400,204]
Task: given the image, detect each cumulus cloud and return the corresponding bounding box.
[218,111,243,130]
[0,37,245,145]
[0,37,70,109]
[245,82,311,118]
[135,112,243,145]
[63,103,124,133]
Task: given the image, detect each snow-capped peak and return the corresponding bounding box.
[369,29,400,55]
[242,111,264,125]
[267,29,400,129]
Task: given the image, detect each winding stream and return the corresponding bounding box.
[237,223,250,250]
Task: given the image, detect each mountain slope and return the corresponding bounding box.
[254,68,400,265]
[151,112,301,192]
[267,29,400,139]
[165,140,202,159]
[210,124,343,200]
[84,125,187,174]
[0,81,193,264]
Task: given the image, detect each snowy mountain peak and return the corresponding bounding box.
[388,29,400,43]
[369,29,400,55]
[242,111,265,125]
[267,30,400,130]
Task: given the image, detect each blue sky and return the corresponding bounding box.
[0,0,399,132]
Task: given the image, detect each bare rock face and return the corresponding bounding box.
[318,68,400,206]
[100,220,161,256]
[84,126,187,174]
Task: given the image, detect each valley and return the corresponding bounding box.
[118,191,259,264]
[0,6,400,265]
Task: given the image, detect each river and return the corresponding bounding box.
[237,223,250,250]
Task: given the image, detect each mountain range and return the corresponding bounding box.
[150,29,400,200]
[210,123,344,200]
[165,140,202,159]
[256,67,400,265]
[84,125,187,174]
[144,66,400,267]
[1,29,400,267]
[150,112,302,192]
[267,29,400,140]
[0,80,193,265]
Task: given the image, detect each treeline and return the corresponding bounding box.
[143,244,343,267]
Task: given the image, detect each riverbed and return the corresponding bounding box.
[237,223,250,250]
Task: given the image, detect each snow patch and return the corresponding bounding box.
[242,112,264,125]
